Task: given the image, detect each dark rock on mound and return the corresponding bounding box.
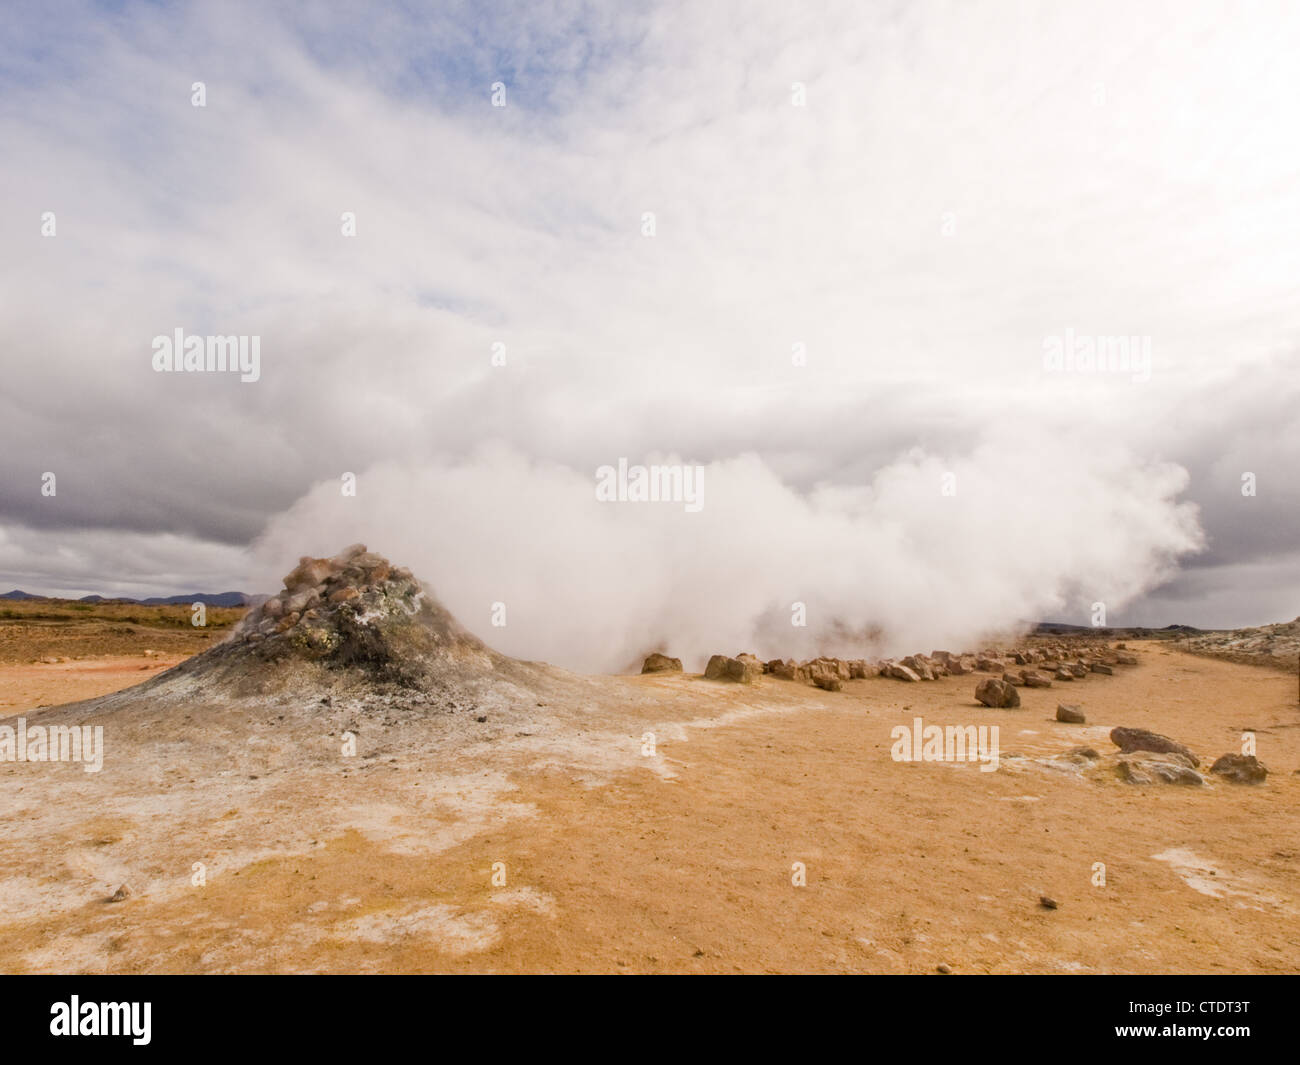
[1209,753,1268,784]
[1109,727,1198,766]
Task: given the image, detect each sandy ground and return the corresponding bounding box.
[1,641,1297,974]
[0,656,186,718]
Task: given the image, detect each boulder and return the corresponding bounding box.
[1022,670,1052,688]
[767,659,801,680]
[902,655,934,680]
[1208,753,1268,784]
[1090,662,1114,675]
[1116,753,1205,786]
[1116,653,1138,666]
[975,677,1020,708]
[1054,668,1074,681]
[812,671,843,692]
[885,662,921,683]
[1056,704,1085,724]
[1109,727,1198,766]
[704,654,760,685]
[641,653,683,674]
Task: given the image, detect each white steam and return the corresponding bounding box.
[250,428,1204,672]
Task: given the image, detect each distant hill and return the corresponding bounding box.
[1034,621,1208,638]
[3,589,249,607]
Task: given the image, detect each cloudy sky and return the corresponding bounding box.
[2,0,1298,668]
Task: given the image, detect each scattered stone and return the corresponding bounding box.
[1090,662,1114,675]
[641,653,683,674]
[1116,653,1138,666]
[1066,746,1100,762]
[812,671,843,692]
[1056,704,1085,724]
[1022,670,1052,689]
[1209,753,1268,784]
[1116,753,1205,786]
[1039,895,1058,910]
[108,885,132,903]
[704,654,760,685]
[975,677,1020,708]
[1110,727,1198,766]
[1054,668,1074,681]
[885,662,921,683]
[936,963,952,974]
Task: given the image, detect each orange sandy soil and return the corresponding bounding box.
[1,642,1297,974]
[0,656,186,718]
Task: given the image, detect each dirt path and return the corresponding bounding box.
[1,643,1297,973]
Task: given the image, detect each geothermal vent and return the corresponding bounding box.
[155,543,518,704]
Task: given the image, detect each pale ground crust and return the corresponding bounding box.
[1,642,1297,974]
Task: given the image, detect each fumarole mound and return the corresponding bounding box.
[149,543,521,705]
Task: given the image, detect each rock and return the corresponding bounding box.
[1068,664,1087,678]
[1023,670,1052,689]
[736,653,765,673]
[1054,668,1074,681]
[902,655,934,681]
[704,654,760,685]
[946,658,969,675]
[1116,653,1138,666]
[262,597,284,619]
[812,672,843,692]
[641,653,683,674]
[285,588,321,614]
[1056,704,1085,724]
[330,543,368,567]
[936,963,952,974]
[1109,727,1198,766]
[1002,671,1024,687]
[975,656,1002,672]
[975,677,1020,708]
[1039,895,1058,910]
[848,659,870,679]
[885,663,921,683]
[1116,753,1205,786]
[1090,662,1114,675]
[284,556,334,592]
[329,587,360,604]
[1209,753,1268,784]
[1065,746,1100,762]
[275,612,301,634]
[767,659,799,680]
[108,884,132,903]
